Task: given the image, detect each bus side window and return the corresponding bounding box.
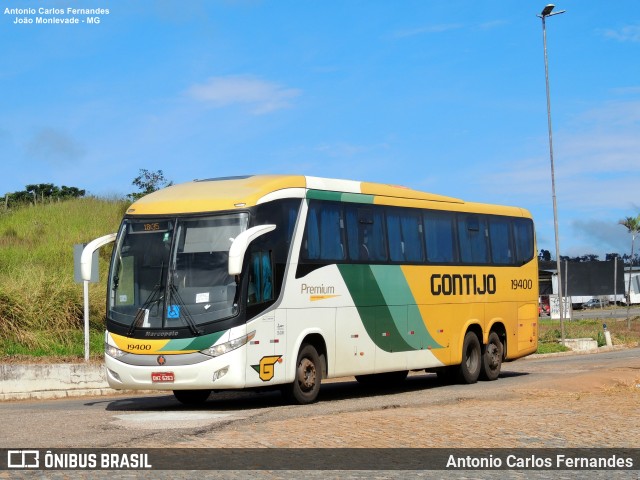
[458,214,489,264]
[386,209,424,262]
[248,251,273,304]
[346,206,388,262]
[424,211,456,263]
[488,217,514,265]
[302,201,344,261]
[514,218,535,264]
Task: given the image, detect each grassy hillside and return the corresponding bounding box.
[0,198,129,359]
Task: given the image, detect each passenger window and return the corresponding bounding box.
[424,211,456,263]
[489,218,514,265]
[303,202,345,261]
[458,214,489,264]
[346,206,388,262]
[386,209,424,262]
[514,218,534,264]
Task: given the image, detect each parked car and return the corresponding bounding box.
[583,299,608,309]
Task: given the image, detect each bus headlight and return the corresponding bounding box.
[201,331,255,357]
[105,343,126,359]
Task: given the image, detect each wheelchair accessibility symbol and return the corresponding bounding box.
[167,305,180,319]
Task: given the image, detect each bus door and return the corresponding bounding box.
[245,250,287,387]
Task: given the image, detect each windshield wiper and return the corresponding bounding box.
[167,284,203,336]
[127,263,165,336]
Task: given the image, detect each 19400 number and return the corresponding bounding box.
[127,344,151,351]
[511,279,533,290]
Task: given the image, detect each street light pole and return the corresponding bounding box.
[538,4,566,345]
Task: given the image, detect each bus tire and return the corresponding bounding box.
[480,331,503,381]
[283,344,321,405]
[173,389,211,405]
[457,331,481,384]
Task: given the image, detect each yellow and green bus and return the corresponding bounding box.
[104,175,538,404]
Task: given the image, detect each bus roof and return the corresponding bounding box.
[126,174,529,218]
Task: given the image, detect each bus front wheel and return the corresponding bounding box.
[480,331,503,381]
[173,389,212,405]
[283,344,321,404]
[457,332,481,384]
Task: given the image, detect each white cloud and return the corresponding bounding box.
[186,75,301,114]
[392,23,464,38]
[391,19,505,39]
[571,219,633,256]
[611,86,640,95]
[477,20,508,31]
[474,98,640,209]
[572,100,640,127]
[601,24,640,42]
[460,95,640,258]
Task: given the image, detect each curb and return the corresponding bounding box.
[526,344,631,359]
[0,363,112,402]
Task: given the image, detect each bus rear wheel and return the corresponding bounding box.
[173,389,212,405]
[457,331,481,384]
[282,344,321,405]
[480,331,503,381]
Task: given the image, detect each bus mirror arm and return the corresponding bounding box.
[81,233,117,281]
[228,224,276,276]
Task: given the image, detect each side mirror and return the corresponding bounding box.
[228,225,276,275]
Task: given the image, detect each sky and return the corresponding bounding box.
[1,0,639,260]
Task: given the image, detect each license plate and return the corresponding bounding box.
[151,372,175,383]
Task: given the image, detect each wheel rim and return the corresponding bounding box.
[486,343,500,370]
[297,358,316,392]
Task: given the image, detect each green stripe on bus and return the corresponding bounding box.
[370,265,443,350]
[306,190,343,202]
[160,330,226,352]
[340,193,374,204]
[184,330,227,351]
[337,264,413,353]
[306,190,374,204]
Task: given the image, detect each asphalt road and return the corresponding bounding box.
[570,306,640,320]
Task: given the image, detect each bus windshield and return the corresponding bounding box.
[108,213,249,332]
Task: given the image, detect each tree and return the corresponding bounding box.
[619,214,640,328]
[605,253,621,262]
[538,249,551,262]
[5,183,85,208]
[128,169,173,201]
[57,186,86,199]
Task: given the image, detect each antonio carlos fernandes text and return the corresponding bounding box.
[446,454,634,469]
